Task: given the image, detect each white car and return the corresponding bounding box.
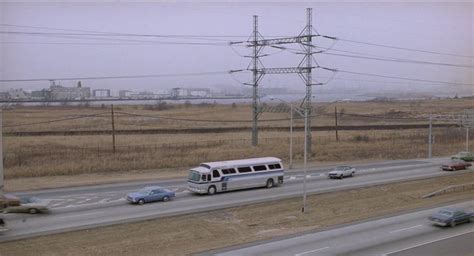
[328,166,356,179]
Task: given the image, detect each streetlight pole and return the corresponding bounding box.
[302,107,308,213]
[270,97,308,213]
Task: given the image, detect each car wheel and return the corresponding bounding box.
[163,196,170,202]
[450,221,456,227]
[138,199,145,205]
[351,172,355,177]
[29,208,38,214]
[208,186,216,195]
[340,174,344,179]
[266,179,274,188]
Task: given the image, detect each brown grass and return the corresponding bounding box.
[3,98,473,179]
[0,173,472,256]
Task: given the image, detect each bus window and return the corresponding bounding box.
[269,164,281,170]
[201,174,207,181]
[213,170,221,178]
[253,165,267,171]
[222,168,236,174]
[238,167,252,173]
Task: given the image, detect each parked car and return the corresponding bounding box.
[126,186,175,205]
[441,159,472,171]
[3,196,50,214]
[451,151,474,162]
[328,166,356,179]
[428,208,474,227]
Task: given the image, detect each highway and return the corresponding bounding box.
[0,157,470,242]
[212,201,474,256]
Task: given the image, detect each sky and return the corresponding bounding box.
[0,1,473,98]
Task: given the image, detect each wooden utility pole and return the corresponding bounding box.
[0,109,3,197]
[111,105,116,154]
[335,106,339,142]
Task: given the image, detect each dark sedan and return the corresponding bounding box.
[0,217,6,232]
[428,208,473,227]
[441,160,471,171]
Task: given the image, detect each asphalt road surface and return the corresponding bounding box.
[0,157,470,242]
[212,201,474,256]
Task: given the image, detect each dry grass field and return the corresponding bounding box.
[3,97,473,179]
[0,173,472,256]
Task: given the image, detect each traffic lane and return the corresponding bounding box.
[11,160,447,212]
[386,231,474,256]
[212,201,474,256]
[12,158,445,199]
[2,162,466,220]
[7,161,458,214]
[286,158,445,176]
[0,165,467,241]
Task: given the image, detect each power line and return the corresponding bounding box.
[332,68,474,86]
[0,31,231,46]
[0,70,247,82]
[321,52,474,68]
[281,45,473,69]
[4,112,109,128]
[333,37,474,59]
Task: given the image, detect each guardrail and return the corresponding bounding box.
[422,182,474,198]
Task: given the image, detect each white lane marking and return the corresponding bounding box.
[382,229,474,256]
[57,211,104,219]
[389,224,423,233]
[289,176,296,180]
[294,246,330,256]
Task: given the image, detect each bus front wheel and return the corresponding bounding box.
[266,179,274,188]
[208,186,216,195]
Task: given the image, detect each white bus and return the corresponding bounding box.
[187,157,284,195]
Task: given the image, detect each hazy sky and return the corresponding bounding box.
[1,1,473,97]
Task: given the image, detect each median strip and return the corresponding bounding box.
[0,172,472,256]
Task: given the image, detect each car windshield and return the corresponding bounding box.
[188,170,201,181]
[438,210,453,216]
[138,188,151,195]
[20,197,39,204]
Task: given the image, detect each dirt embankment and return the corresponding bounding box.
[0,172,473,256]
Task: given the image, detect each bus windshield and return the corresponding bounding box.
[188,170,201,182]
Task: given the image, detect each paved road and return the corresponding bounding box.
[0,157,470,242]
[12,159,441,211]
[212,201,474,256]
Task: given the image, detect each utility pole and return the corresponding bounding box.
[0,109,3,197]
[242,8,333,149]
[466,127,469,151]
[289,107,293,169]
[111,105,116,154]
[251,15,259,147]
[335,106,339,142]
[428,114,432,158]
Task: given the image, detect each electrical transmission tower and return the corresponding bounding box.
[244,8,330,153]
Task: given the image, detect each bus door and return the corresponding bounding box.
[212,170,225,191]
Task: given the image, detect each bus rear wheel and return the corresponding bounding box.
[266,179,274,188]
[208,186,216,195]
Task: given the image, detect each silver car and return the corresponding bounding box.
[4,197,50,214]
[328,166,356,179]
